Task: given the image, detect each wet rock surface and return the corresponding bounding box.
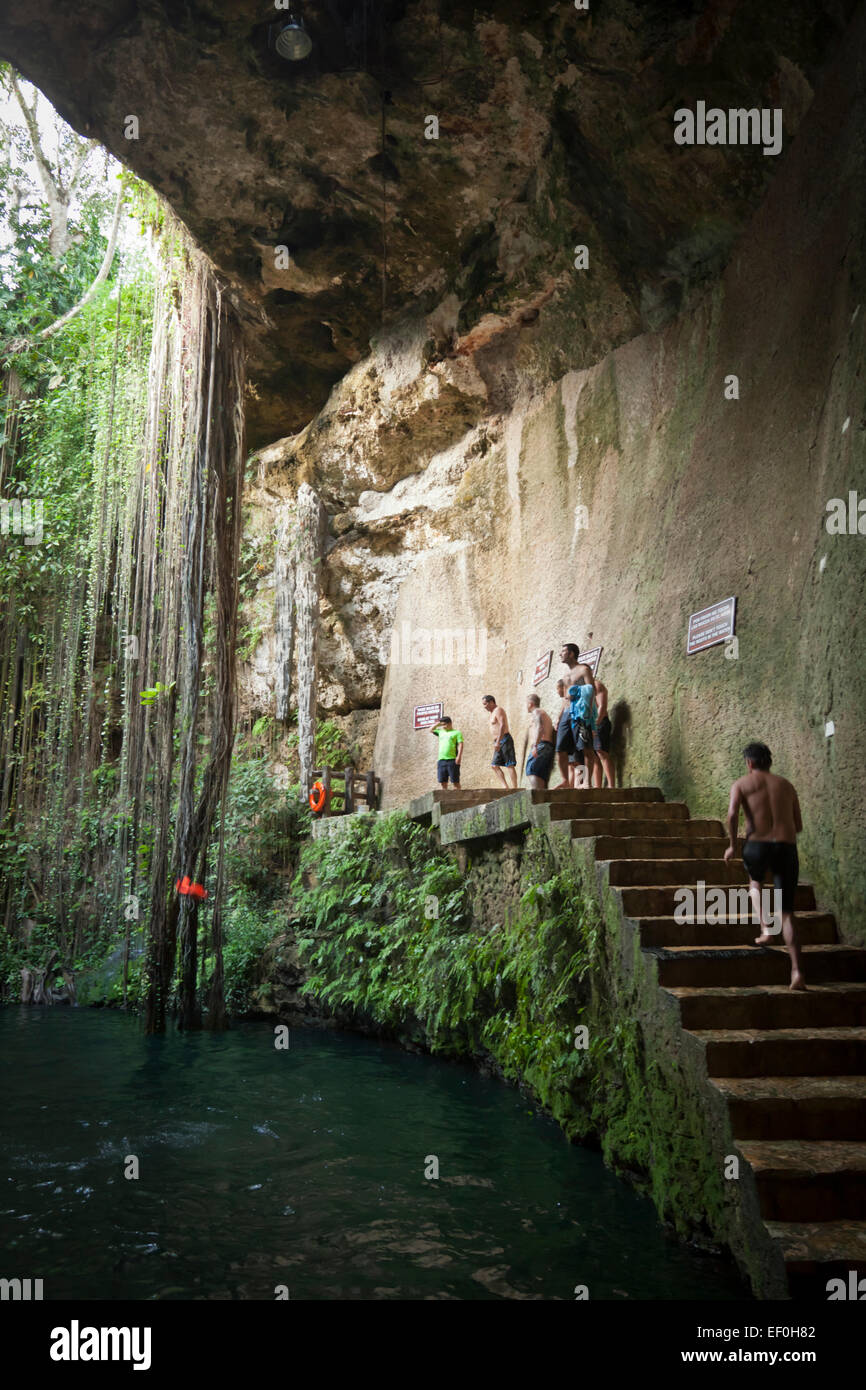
[0,1,850,445]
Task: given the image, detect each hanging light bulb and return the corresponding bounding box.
[274,14,313,61]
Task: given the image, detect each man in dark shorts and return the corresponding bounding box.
[525,694,556,789]
[430,716,463,791]
[560,642,597,787]
[482,695,517,789]
[724,741,805,990]
[554,677,583,787]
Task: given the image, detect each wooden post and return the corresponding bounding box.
[321,766,331,816]
[365,770,377,809]
[343,765,355,815]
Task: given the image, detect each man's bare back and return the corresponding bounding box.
[531,706,555,748]
[725,746,805,992]
[730,770,802,843]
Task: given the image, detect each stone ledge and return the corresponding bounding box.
[311,810,378,841]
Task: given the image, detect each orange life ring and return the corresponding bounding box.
[309,781,328,814]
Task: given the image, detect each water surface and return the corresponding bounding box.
[0,1008,745,1300]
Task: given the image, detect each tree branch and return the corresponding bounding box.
[8,72,59,215]
[35,181,125,341]
[2,181,126,358]
[61,134,97,200]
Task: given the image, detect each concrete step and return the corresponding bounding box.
[638,910,837,948]
[610,858,754,887]
[595,834,725,860]
[553,800,689,823]
[406,788,513,821]
[739,1141,866,1222]
[531,787,663,803]
[656,944,866,989]
[621,883,817,915]
[574,819,722,843]
[435,790,513,814]
[711,1075,866,1140]
[765,1221,866,1289]
[690,1027,866,1077]
[666,983,866,1030]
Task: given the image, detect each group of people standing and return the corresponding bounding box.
[550,642,614,791]
[429,642,615,793]
[426,650,808,992]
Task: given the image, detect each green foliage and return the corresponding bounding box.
[315,719,352,768]
[294,817,603,1128]
[236,621,265,664]
[140,681,175,706]
[222,884,284,1016]
[221,754,311,891]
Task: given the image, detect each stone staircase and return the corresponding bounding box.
[409,783,866,1297]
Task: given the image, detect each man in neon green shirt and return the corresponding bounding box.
[430,716,463,790]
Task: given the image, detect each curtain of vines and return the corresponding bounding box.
[0,222,245,1031]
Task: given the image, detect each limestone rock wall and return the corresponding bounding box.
[238,11,865,934]
[372,19,866,936]
[3,0,850,449]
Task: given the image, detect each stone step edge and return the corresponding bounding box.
[688,1027,866,1042]
[649,944,862,957]
[764,1220,866,1266]
[738,1141,866,1174]
[665,983,866,996]
[710,1075,866,1095]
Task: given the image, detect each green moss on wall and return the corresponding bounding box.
[292,813,755,1273]
[294,815,601,1127]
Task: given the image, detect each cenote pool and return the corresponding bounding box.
[0,1008,746,1300]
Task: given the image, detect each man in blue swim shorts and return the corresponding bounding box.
[482,695,517,789]
[525,694,556,789]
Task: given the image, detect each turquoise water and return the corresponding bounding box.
[0,1008,746,1300]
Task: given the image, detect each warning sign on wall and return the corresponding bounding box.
[687,598,737,654]
[578,646,603,676]
[413,702,444,731]
[532,651,552,687]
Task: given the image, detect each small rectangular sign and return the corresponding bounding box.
[532,650,552,687]
[687,597,737,654]
[579,646,603,676]
[413,702,443,731]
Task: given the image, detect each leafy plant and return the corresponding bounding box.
[293,816,602,1128]
[140,680,175,706]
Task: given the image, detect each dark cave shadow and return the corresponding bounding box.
[610,699,632,788]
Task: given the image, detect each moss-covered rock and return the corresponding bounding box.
[290,809,785,1295]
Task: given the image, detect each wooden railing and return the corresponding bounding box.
[311,765,381,816]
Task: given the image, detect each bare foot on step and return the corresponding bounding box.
[790,973,807,992]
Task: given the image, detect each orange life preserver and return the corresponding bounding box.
[309,780,328,814]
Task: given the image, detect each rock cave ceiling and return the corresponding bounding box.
[0,0,855,451]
